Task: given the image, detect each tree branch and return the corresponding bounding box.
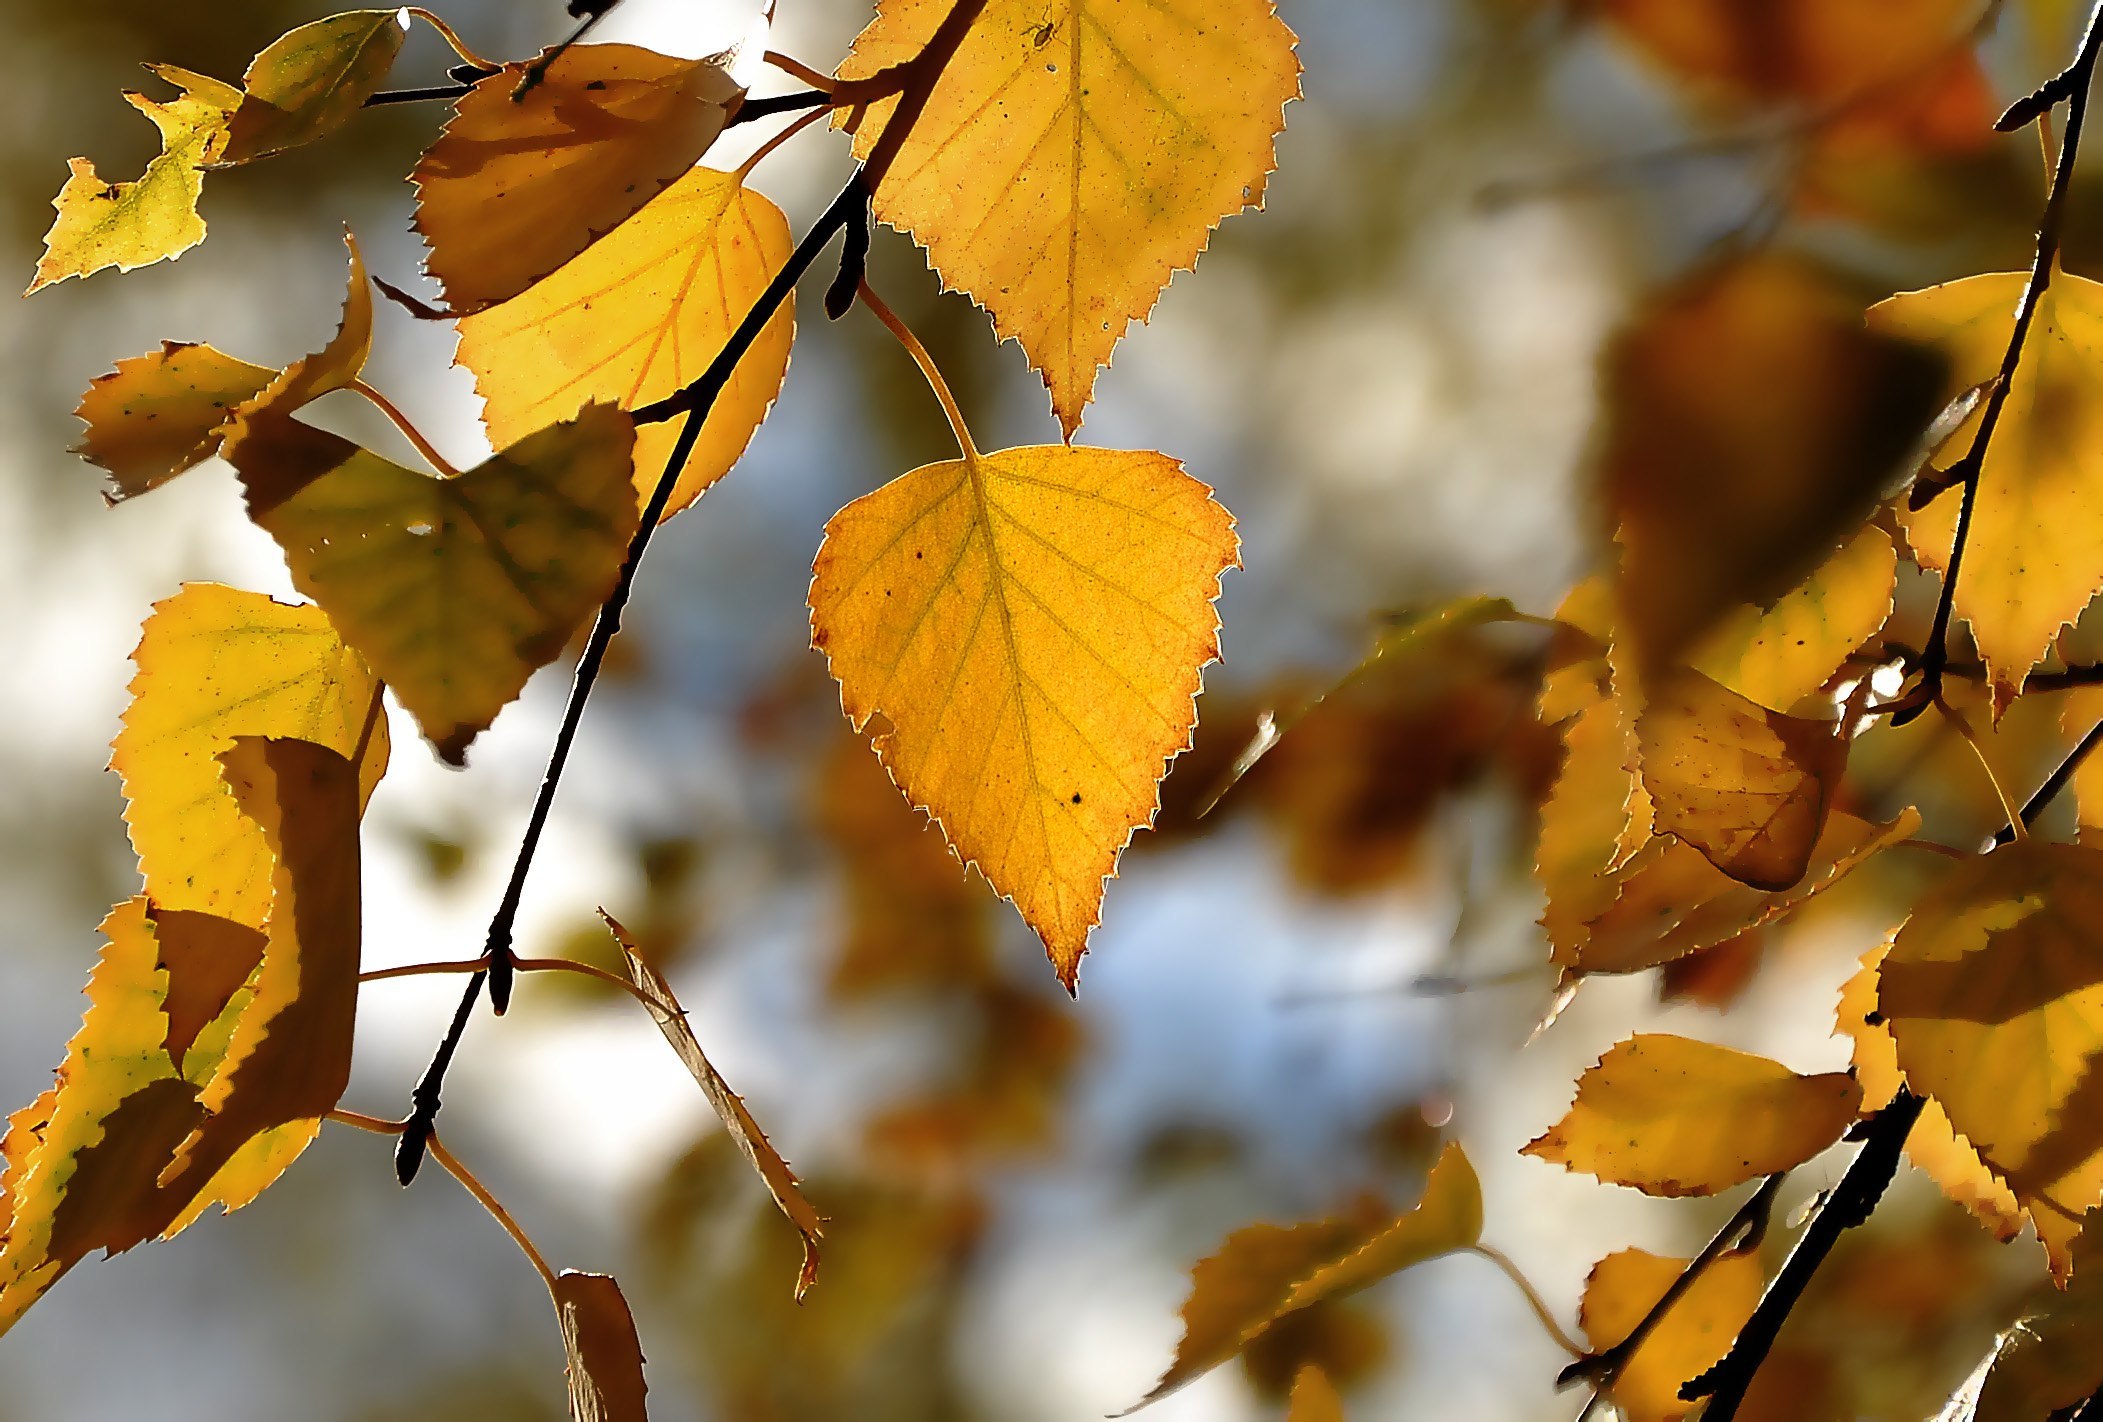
[1898,0,2103,724]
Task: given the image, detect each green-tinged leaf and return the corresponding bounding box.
[216,11,409,165]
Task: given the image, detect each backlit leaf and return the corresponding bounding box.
[1288,1365,1345,1422]
[1837,941,2026,1247]
[836,0,1302,436]
[809,444,1237,985]
[1580,1247,1764,1422]
[1524,1034,1861,1195]
[456,165,794,521]
[1127,1143,1480,1411]
[1872,272,2103,714]
[26,65,240,294]
[72,343,274,502]
[1878,840,2103,1280]
[1637,667,1847,891]
[227,404,639,764]
[554,1270,649,1422]
[412,44,742,316]
[1686,526,1899,714]
[113,582,388,930]
[603,913,824,1300]
[215,10,409,166]
[1967,1234,2103,1420]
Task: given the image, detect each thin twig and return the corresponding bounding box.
[727,89,834,129]
[427,1132,559,1292]
[1468,1244,1586,1358]
[359,956,492,984]
[1559,1174,1782,1409]
[1901,0,2103,721]
[363,83,473,107]
[513,3,617,101]
[1993,716,2103,844]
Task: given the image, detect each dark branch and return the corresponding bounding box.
[1993,715,2103,845]
[1897,0,2103,725]
[728,90,835,128]
[363,83,474,107]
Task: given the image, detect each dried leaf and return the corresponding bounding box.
[809,445,1237,985]
[456,165,793,521]
[1524,1034,1861,1196]
[604,913,823,1299]
[412,44,742,316]
[1126,1143,1480,1411]
[113,583,388,930]
[553,1270,650,1422]
[837,0,1302,436]
[26,65,239,293]
[1580,1247,1764,1422]
[1873,272,2103,714]
[216,10,409,165]
[228,405,638,764]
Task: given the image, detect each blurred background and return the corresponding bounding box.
[0,1,2093,1418]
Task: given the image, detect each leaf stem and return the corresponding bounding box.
[763,51,837,93]
[1467,1243,1585,1358]
[856,279,979,459]
[359,956,492,984]
[735,104,833,182]
[405,8,501,75]
[326,1109,407,1135]
[514,955,673,1014]
[1559,1173,1782,1408]
[1936,697,2027,840]
[1994,714,2103,845]
[347,379,462,478]
[1904,0,2103,718]
[428,1131,559,1293]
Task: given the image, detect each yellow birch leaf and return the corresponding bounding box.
[412,44,742,316]
[0,1089,57,1250]
[1837,941,2026,1243]
[214,10,409,166]
[1871,272,2103,714]
[603,912,824,1299]
[1687,525,1898,713]
[554,1270,650,1422]
[456,165,794,521]
[158,1120,320,1242]
[836,0,1302,436]
[161,738,363,1194]
[1539,691,1649,963]
[227,405,639,764]
[1573,808,1919,977]
[1580,1248,1764,1422]
[1523,1034,1862,1196]
[72,343,275,502]
[115,588,384,925]
[1637,666,1847,891]
[809,443,1237,985]
[1126,1143,1480,1412]
[25,64,239,294]
[1288,1365,1345,1422]
[1878,840,2103,1281]
[113,582,387,929]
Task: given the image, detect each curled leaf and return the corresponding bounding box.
[215,10,410,165]
[554,1270,650,1422]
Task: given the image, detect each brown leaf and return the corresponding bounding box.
[553,1270,649,1422]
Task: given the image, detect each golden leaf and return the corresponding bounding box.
[1878,840,2103,1280]
[1686,526,1898,714]
[1873,271,2103,713]
[227,405,639,764]
[1524,1034,1861,1195]
[456,165,794,521]
[113,583,387,930]
[1288,1365,1345,1422]
[1637,666,1847,891]
[215,10,409,165]
[1126,1143,1481,1412]
[555,1271,650,1422]
[809,443,1236,985]
[72,343,275,502]
[837,0,1302,436]
[1580,1247,1764,1422]
[603,913,824,1299]
[1837,941,2025,1244]
[412,44,742,316]
[26,65,240,294]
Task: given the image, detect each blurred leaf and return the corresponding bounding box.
[810,444,1237,987]
[411,44,742,316]
[1287,1364,1346,1422]
[1602,255,1944,671]
[215,10,408,166]
[1637,666,1847,891]
[553,1271,649,1422]
[1127,1142,1480,1411]
[1580,1247,1764,1422]
[457,165,794,522]
[1879,840,2103,1281]
[1524,1034,1861,1195]
[229,405,638,764]
[114,582,387,930]
[26,64,239,293]
[604,913,824,1300]
[1874,272,2103,715]
[1968,1235,2103,1420]
[837,0,1302,435]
